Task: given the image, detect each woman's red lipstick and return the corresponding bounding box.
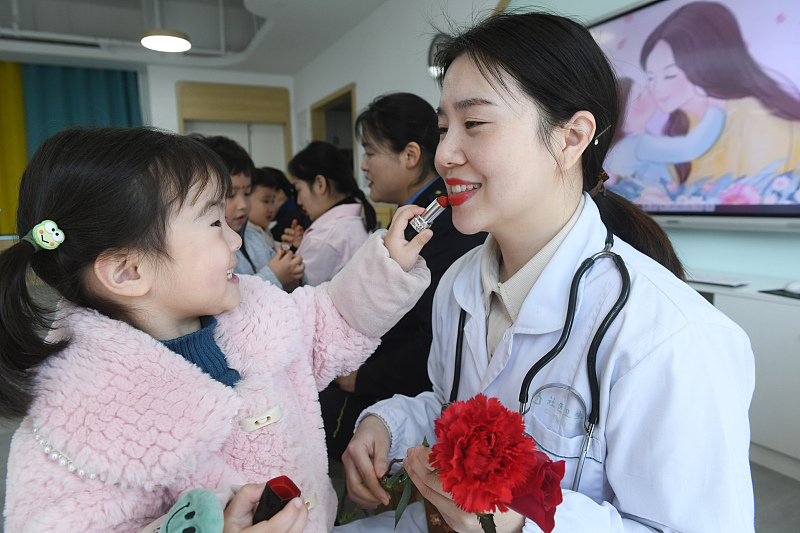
[445,179,481,206]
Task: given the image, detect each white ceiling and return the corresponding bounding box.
[0,0,390,74]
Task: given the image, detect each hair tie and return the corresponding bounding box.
[21,220,65,251]
[592,124,612,146]
[588,170,610,198]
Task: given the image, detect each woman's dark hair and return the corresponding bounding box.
[434,12,684,279]
[640,1,800,183]
[190,134,255,178]
[252,167,281,190]
[288,141,377,231]
[355,92,439,186]
[0,127,231,418]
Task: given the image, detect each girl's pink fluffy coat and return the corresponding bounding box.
[3,232,429,532]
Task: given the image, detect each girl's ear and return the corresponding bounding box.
[313,174,328,195]
[92,251,152,298]
[403,142,422,170]
[558,110,596,172]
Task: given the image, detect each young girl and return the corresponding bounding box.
[0,127,432,532]
[339,12,755,533]
[281,142,377,286]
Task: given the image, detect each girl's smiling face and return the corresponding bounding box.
[146,183,242,339]
[435,55,575,242]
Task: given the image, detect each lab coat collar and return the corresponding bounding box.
[453,193,609,335]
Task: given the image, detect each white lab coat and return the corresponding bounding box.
[343,196,755,533]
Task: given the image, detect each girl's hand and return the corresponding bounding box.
[403,446,525,533]
[223,483,308,533]
[334,369,358,393]
[281,220,304,249]
[341,415,393,508]
[269,250,305,289]
[385,205,431,272]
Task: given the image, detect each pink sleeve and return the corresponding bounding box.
[290,231,430,390]
[290,283,382,391]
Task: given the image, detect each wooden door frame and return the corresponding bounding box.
[176,81,293,168]
[310,83,357,172]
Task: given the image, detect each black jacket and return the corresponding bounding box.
[320,177,486,459]
[356,177,486,398]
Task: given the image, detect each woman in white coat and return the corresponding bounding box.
[337,12,755,533]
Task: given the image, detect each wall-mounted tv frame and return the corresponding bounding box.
[590,0,800,232]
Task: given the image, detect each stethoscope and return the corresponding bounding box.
[447,230,631,492]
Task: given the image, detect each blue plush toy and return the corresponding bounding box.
[157,488,224,533]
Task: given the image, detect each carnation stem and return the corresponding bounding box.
[477,513,497,533]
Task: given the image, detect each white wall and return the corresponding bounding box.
[292,0,497,154]
[142,65,294,134]
[138,0,800,281]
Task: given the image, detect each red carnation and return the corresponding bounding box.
[429,394,540,514]
[427,394,565,533]
[509,450,566,533]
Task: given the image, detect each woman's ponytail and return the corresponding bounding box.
[591,189,685,280]
[353,187,377,232]
[0,241,66,418]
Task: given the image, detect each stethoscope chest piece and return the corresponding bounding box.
[449,229,630,493]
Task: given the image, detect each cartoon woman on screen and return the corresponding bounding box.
[641,1,800,186]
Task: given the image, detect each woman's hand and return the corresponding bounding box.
[404,446,525,533]
[281,220,304,249]
[269,249,305,290]
[341,415,393,508]
[223,483,308,533]
[384,205,431,272]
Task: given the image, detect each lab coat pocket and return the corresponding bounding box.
[525,412,605,500]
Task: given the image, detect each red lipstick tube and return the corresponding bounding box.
[404,196,449,241]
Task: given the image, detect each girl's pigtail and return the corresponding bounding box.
[0,241,65,418]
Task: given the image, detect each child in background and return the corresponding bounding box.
[248,167,283,249]
[0,127,431,532]
[271,170,311,244]
[282,142,377,286]
[194,135,305,292]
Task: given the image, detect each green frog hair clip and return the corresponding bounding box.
[22,220,65,251]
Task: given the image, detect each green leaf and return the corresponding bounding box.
[422,435,430,448]
[477,513,497,533]
[394,483,413,529]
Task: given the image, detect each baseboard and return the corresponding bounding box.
[750,442,800,482]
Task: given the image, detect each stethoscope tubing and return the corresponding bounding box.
[448,229,631,492]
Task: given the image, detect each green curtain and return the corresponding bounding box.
[21,64,142,157]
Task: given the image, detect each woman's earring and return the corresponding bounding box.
[592,124,612,147]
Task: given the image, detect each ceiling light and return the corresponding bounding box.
[141,29,191,53]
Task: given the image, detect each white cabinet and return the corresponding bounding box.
[689,275,800,480]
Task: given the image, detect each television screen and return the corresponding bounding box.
[592,0,800,220]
